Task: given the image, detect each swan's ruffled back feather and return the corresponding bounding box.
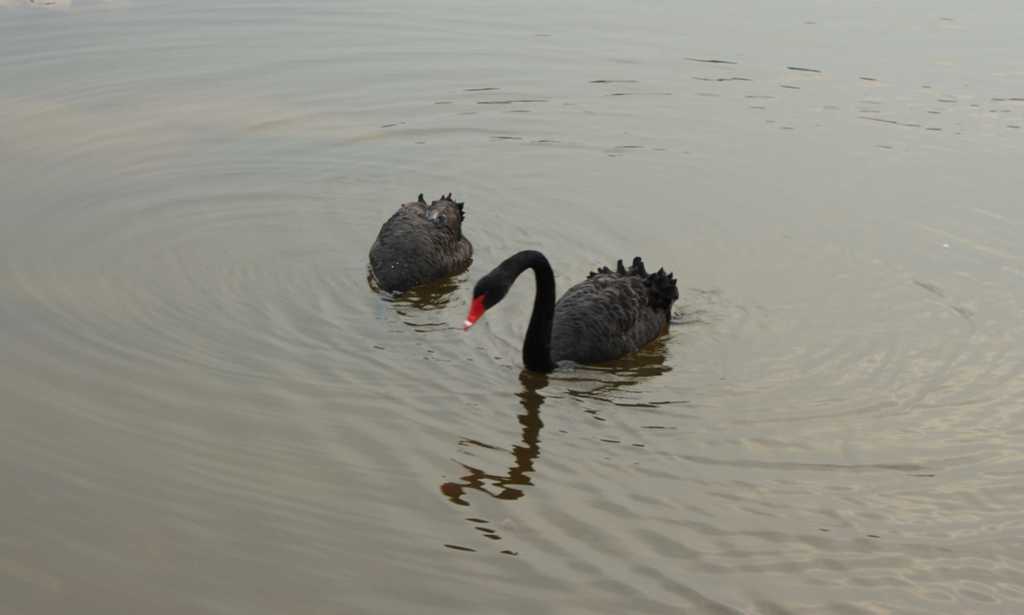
[551,256,678,363]
[368,193,472,292]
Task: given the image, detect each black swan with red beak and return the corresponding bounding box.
[369,193,472,292]
[464,250,678,372]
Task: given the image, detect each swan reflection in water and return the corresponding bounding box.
[563,337,676,410]
[440,336,673,506]
[441,371,548,505]
[439,339,677,552]
[368,272,465,330]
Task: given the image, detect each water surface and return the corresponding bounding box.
[2,1,1024,613]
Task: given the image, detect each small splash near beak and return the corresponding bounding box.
[464,295,486,331]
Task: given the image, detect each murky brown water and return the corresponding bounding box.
[3,1,1024,613]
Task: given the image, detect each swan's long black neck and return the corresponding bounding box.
[500,251,556,372]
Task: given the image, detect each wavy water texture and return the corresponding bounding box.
[1,1,1023,614]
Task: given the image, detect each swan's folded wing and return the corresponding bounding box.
[551,274,665,364]
[369,201,472,292]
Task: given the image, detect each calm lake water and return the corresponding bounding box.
[2,1,1024,613]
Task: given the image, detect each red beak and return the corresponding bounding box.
[464,295,486,330]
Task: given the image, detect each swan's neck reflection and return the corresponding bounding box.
[441,372,547,504]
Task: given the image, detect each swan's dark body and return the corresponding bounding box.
[369,193,472,292]
[468,250,678,372]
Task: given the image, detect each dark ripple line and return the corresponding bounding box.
[685,57,737,65]
[693,77,752,82]
[680,455,926,473]
[477,99,547,105]
[859,116,922,128]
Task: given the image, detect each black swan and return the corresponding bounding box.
[464,250,678,372]
[369,193,472,293]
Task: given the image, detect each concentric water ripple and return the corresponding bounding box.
[3,1,1024,614]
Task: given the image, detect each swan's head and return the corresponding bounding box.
[463,273,510,330]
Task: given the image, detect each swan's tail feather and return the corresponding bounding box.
[589,256,678,311]
[590,257,648,279]
[436,192,465,222]
[644,267,678,311]
[628,256,648,277]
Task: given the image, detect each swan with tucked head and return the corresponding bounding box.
[369,193,472,293]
